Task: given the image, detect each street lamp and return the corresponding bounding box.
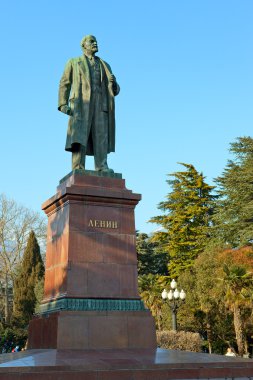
[161,279,186,331]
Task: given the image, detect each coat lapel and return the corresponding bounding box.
[78,56,111,85]
[78,55,91,86]
[99,58,112,79]
[99,60,103,82]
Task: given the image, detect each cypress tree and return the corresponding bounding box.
[150,163,215,278]
[13,231,44,326]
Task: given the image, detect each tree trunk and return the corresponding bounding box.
[156,308,162,331]
[244,338,249,357]
[4,273,10,324]
[206,316,212,354]
[233,303,244,356]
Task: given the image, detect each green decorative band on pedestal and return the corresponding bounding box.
[39,298,146,314]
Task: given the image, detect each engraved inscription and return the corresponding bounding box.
[88,219,118,229]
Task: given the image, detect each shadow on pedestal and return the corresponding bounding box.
[28,171,156,350]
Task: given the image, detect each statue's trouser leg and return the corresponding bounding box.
[72,143,86,170]
[90,92,109,171]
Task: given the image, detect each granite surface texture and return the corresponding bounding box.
[0,348,252,379]
[28,173,156,350]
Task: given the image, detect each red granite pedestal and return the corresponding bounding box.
[5,172,253,379]
[0,348,253,379]
[28,171,156,350]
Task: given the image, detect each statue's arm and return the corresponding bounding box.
[101,59,120,96]
[58,59,73,114]
[108,64,120,96]
[112,78,120,96]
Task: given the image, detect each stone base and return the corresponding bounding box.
[0,348,253,379]
[42,172,142,303]
[28,172,157,351]
[28,310,156,349]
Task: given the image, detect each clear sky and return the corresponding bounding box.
[0,0,252,233]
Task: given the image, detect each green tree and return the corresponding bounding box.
[137,232,168,276]
[138,274,164,330]
[186,246,236,354]
[178,245,253,355]
[150,163,215,278]
[0,193,46,323]
[214,137,253,246]
[215,247,253,357]
[221,260,253,356]
[13,231,44,327]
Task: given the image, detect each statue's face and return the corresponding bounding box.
[83,36,98,55]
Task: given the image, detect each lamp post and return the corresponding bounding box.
[161,279,186,331]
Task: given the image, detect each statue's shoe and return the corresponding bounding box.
[101,168,114,173]
[73,165,85,170]
[96,167,114,173]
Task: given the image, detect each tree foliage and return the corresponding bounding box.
[0,194,46,323]
[13,231,45,327]
[214,137,253,246]
[218,247,253,356]
[137,139,253,356]
[150,163,215,278]
[179,245,234,354]
[138,274,166,330]
[177,245,253,355]
[137,232,168,276]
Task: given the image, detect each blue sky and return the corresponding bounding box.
[0,0,252,233]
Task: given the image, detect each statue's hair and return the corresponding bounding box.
[80,35,96,51]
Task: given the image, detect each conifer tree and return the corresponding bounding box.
[137,232,168,276]
[0,194,46,323]
[150,163,215,278]
[13,231,44,326]
[214,137,253,247]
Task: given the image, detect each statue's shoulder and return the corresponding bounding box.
[65,56,83,66]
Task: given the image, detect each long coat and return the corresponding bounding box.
[58,55,120,155]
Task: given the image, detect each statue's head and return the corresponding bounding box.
[81,35,98,55]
